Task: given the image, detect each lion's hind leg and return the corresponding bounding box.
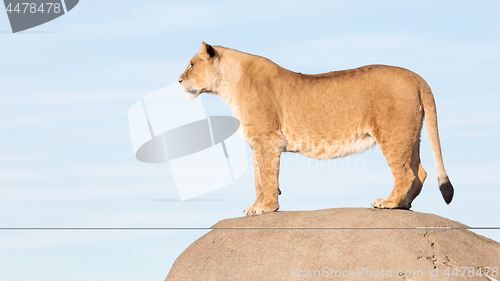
[405,140,427,207]
[371,128,425,210]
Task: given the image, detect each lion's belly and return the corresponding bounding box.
[285,134,377,160]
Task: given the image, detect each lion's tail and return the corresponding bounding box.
[420,82,454,204]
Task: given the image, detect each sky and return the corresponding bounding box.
[1,0,500,280]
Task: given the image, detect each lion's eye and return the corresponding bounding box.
[189,63,193,70]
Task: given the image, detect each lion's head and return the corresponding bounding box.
[179,42,221,99]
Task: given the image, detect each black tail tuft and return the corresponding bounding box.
[439,178,454,204]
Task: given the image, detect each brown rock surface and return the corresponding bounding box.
[165,208,500,280]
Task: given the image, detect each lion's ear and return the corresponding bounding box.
[200,42,219,59]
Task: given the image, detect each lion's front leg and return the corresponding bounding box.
[244,136,283,216]
[244,152,264,215]
[253,147,281,215]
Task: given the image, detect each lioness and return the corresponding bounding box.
[179,42,454,215]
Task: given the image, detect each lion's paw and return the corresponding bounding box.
[244,204,257,216]
[371,198,398,209]
[254,201,279,215]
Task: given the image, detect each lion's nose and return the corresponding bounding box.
[178,79,183,84]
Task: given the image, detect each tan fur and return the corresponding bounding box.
[179,42,454,215]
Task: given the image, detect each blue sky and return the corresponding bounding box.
[1,1,500,280]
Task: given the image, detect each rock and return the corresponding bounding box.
[165,208,500,280]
